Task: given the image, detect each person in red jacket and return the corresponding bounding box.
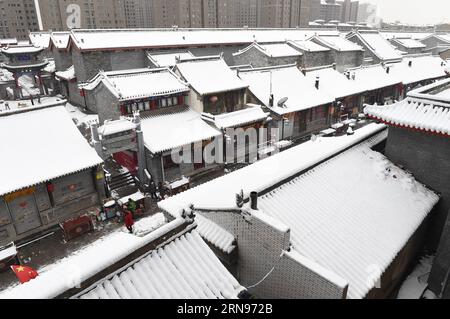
[124,210,134,234]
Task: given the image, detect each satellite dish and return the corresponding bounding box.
[277,97,288,107]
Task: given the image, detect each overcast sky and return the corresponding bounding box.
[363,0,450,25]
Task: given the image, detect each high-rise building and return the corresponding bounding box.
[202,0,218,27]
[357,2,377,24]
[38,0,127,31]
[340,0,358,23]
[217,0,236,28]
[320,0,342,22]
[289,0,313,27]
[236,0,259,28]
[258,0,291,28]
[310,0,322,22]
[0,0,39,40]
[150,0,203,28]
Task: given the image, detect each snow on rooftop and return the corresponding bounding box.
[147,50,195,67]
[288,40,330,52]
[314,35,364,52]
[352,31,403,61]
[195,214,236,254]
[238,65,334,115]
[365,98,450,136]
[176,58,248,95]
[28,32,50,48]
[390,56,447,85]
[50,32,71,50]
[0,106,103,196]
[258,145,438,298]
[159,123,387,216]
[1,45,43,54]
[0,218,187,299]
[79,230,243,299]
[348,64,401,92]
[68,28,340,51]
[82,68,189,101]
[141,108,221,154]
[234,42,302,58]
[100,118,137,136]
[305,67,366,99]
[380,32,432,41]
[391,38,426,49]
[210,105,269,129]
[55,65,75,81]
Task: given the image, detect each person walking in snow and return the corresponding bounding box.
[124,210,134,234]
[149,181,158,200]
[127,198,137,214]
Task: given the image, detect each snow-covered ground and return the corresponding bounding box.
[0,96,65,112]
[65,102,98,126]
[397,255,434,299]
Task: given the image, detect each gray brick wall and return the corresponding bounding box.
[233,47,301,68]
[197,208,347,299]
[0,169,101,246]
[385,126,450,297]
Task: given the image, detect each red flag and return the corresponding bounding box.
[11,265,39,284]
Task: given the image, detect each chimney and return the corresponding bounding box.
[269,94,274,107]
[386,66,390,74]
[250,191,258,210]
[408,60,412,67]
[301,68,306,76]
[345,71,350,80]
[351,72,356,80]
[332,63,337,70]
[315,76,320,89]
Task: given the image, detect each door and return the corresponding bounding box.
[8,194,42,235]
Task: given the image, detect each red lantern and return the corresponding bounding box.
[47,183,54,193]
[210,96,218,103]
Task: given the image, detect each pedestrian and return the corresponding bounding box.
[149,181,158,200]
[124,210,134,234]
[158,182,165,200]
[127,198,137,214]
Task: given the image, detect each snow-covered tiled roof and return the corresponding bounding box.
[380,32,432,41]
[258,145,438,299]
[0,106,103,196]
[0,38,18,46]
[147,50,195,67]
[141,108,221,154]
[390,37,426,49]
[68,28,341,51]
[28,32,50,48]
[313,35,364,52]
[81,67,190,101]
[195,214,236,254]
[206,105,269,129]
[238,65,334,115]
[1,45,43,54]
[288,40,330,52]
[50,32,71,50]
[100,118,137,136]
[55,65,76,81]
[159,123,388,216]
[390,56,448,85]
[234,42,302,58]
[305,67,366,99]
[365,98,450,136]
[79,230,243,299]
[176,57,248,95]
[348,31,403,61]
[346,64,401,92]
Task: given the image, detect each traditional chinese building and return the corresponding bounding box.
[0,44,49,99]
[365,78,450,298]
[0,104,104,247]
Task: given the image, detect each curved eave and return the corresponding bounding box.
[366,114,450,138]
[2,61,49,72]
